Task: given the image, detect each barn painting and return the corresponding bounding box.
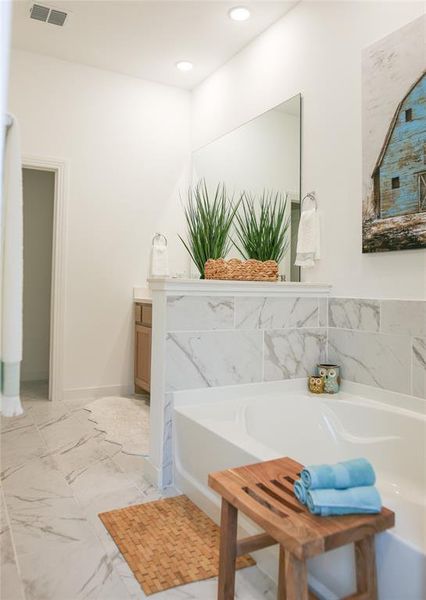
[362,16,426,252]
[373,73,426,219]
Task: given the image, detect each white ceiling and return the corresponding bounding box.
[11,1,297,90]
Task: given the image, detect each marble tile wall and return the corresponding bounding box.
[165,295,327,391]
[328,298,426,398]
[162,392,174,487]
[166,330,263,391]
[163,294,327,483]
[166,296,426,398]
[162,294,425,487]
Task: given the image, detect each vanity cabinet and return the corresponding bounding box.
[134,302,152,394]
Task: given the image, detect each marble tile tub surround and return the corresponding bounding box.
[166,294,425,401]
[167,295,234,330]
[147,281,426,490]
[165,294,328,391]
[147,280,330,489]
[156,284,330,488]
[235,296,321,330]
[328,298,426,398]
[166,329,264,391]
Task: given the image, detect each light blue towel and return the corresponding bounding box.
[306,486,382,516]
[294,479,307,505]
[301,458,375,490]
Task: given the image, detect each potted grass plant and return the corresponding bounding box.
[233,190,290,264]
[202,190,290,281]
[203,190,290,281]
[179,179,239,278]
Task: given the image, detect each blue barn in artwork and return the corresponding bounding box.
[372,72,426,219]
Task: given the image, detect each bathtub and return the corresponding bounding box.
[173,379,426,600]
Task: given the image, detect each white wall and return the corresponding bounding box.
[9,50,191,397]
[21,168,54,382]
[192,1,426,300]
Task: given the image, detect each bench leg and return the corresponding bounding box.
[354,536,377,600]
[278,547,309,600]
[277,546,287,600]
[218,499,238,600]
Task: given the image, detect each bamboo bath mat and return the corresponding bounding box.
[99,495,255,595]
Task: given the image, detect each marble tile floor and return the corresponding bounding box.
[1,382,277,600]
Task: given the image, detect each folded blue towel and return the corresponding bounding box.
[301,458,375,490]
[294,479,307,505]
[306,486,382,516]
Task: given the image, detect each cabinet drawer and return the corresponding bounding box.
[135,324,151,393]
[135,303,142,323]
[141,304,152,327]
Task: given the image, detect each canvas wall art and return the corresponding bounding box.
[362,15,426,252]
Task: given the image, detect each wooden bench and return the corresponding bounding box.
[208,457,394,600]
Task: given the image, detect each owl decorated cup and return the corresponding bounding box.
[317,364,341,394]
[308,375,324,394]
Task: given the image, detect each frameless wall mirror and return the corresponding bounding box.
[192,93,302,282]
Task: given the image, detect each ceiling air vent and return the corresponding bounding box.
[29,3,49,22]
[47,9,67,26]
[29,3,68,26]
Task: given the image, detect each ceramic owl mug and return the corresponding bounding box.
[308,376,324,394]
[317,364,341,394]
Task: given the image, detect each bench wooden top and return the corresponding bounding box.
[208,457,395,560]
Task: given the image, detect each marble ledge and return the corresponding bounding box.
[146,278,331,297]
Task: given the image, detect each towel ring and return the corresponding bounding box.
[301,192,317,210]
[152,233,167,246]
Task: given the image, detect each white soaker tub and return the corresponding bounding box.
[173,379,426,600]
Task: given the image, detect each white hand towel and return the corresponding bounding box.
[295,207,320,268]
[150,244,169,277]
[1,114,24,416]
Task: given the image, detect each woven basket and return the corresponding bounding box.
[204,258,278,281]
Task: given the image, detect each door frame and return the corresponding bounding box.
[22,155,68,401]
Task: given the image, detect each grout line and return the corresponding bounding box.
[326,296,329,329]
[317,297,320,328]
[168,325,328,334]
[326,313,329,363]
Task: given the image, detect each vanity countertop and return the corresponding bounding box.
[133,287,152,304]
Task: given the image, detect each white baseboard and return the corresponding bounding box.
[21,372,49,383]
[63,384,134,401]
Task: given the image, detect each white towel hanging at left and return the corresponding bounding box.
[1,114,24,416]
[295,192,320,268]
[150,233,169,278]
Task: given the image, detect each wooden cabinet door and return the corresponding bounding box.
[135,324,151,393]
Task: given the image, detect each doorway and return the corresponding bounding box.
[21,168,55,398]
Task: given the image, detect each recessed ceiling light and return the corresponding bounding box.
[176,61,193,72]
[229,6,251,21]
